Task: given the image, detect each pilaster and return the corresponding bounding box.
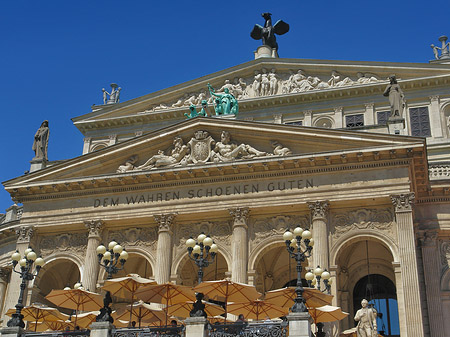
[154,213,177,284]
[308,201,329,270]
[229,207,249,284]
[417,230,444,337]
[82,220,104,291]
[304,111,312,126]
[390,193,425,337]
[429,95,443,138]
[82,137,92,155]
[333,107,343,128]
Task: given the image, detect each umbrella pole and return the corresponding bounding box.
[129,294,134,326]
[138,307,141,328]
[35,318,38,332]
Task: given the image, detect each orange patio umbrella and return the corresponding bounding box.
[226,299,288,321]
[167,300,225,318]
[308,305,348,324]
[112,301,167,328]
[264,287,333,309]
[6,304,67,332]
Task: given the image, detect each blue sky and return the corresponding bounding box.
[1,0,449,210]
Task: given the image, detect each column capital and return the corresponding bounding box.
[417,230,439,247]
[334,106,343,113]
[308,201,329,220]
[84,220,104,238]
[229,207,249,228]
[154,213,177,233]
[390,193,415,212]
[15,226,34,243]
[304,110,312,116]
[429,95,440,102]
[364,102,375,108]
[0,267,10,283]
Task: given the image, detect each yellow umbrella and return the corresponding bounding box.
[112,301,167,328]
[102,274,156,323]
[167,300,225,318]
[6,304,67,332]
[194,279,261,303]
[226,300,288,321]
[27,320,72,332]
[264,287,333,309]
[45,288,103,326]
[135,283,195,325]
[69,311,99,329]
[308,305,348,324]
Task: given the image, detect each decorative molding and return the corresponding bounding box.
[390,193,415,212]
[154,213,177,233]
[229,207,249,228]
[429,164,450,180]
[331,208,395,241]
[308,201,329,220]
[15,226,34,243]
[108,226,158,248]
[84,220,104,238]
[39,232,88,256]
[429,95,440,102]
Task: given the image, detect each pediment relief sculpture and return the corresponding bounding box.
[145,69,383,112]
[116,130,292,173]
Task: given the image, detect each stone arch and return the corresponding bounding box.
[313,116,334,128]
[90,143,108,152]
[31,256,81,310]
[98,248,155,281]
[441,101,450,137]
[173,246,230,287]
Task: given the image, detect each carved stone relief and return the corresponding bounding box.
[144,68,383,112]
[330,208,395,242]
[108,227,158,249]
[175,221,232,249]
[440,241,450,270]
[390,193,415,212]
[117,130,292,172]
[39,233,88,256]
[16,226,34,243]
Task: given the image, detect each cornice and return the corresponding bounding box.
[9,146,422,203]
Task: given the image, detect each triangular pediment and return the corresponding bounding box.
[72,58,450,126]
[5,118,426,196]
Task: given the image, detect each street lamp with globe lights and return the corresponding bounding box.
[96,241,129,279]
[7,247,45,328]
[305,266,332,294]
[186,233,218,284]
[283,227,313,313]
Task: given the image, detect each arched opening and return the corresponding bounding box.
[31,258,80,312]
[335,238,397,333]
[254,243,308,293]
[112,253,153,279]
[178,253,228,287]
[353,274,399,337]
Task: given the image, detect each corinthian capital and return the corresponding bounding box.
[0,268,10,283]
[308,201,329,220]
[229,207,249,228]
[417,230,438,247]
[15,226,34,243]
[84,220,104,238]
[154,213,177,233]
[390,193,415,212]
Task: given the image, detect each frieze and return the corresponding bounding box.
[39,232,88,256]
[250,215,310,249]
[116,130,292,172]
[145,68,383,112]
[331,208,395,242]
[108,227,158,248]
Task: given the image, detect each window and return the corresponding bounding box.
[409,107,431,137]
[285,121,303,126]
[345,114,364,128]
[377,111,390,125]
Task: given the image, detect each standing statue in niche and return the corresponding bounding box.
[32,120,49,161]
[102,83,121,104]
[354,299,377,337]
[207,83,238,116]
[383,75,405,118]
[250,13,289,52]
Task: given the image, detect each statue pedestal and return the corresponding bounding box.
[185,317,207,337]
[387,117,406,135]
[287,312,311,337]
[212,114,236,120]
[254,45,278,59]
[89,322,113,337]
[0,326,23,337]
[29,158,47,173]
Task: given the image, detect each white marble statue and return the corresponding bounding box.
[137,137,189,170]
[212,131,268,162]
[252,71,262,97]
[354,299,377,337]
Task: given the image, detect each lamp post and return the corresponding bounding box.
[7,247,45,328]
[96,241,129,279]
[186,233,218,284]
[305,266,331,294]
[283,227,314,313]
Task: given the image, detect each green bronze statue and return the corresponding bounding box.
[207,83,238,116]
[185,104,207,119]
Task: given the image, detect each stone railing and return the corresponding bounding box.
[429,163,450,180]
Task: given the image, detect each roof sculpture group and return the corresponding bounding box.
[431,35,450,60]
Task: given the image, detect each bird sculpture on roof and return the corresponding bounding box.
[250,12,289,52]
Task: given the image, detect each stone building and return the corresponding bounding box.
[1,43,450,337]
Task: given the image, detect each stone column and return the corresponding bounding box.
[390,193,425,337]
[229,207,249,284]
[1,227,34,325]
[0,268,10,316]
[429,96,443,138]
[82,220,104,292]
[308,201,329,270]
[154,214,176,284]
[364,103,375,125]
[418,231,445,337]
